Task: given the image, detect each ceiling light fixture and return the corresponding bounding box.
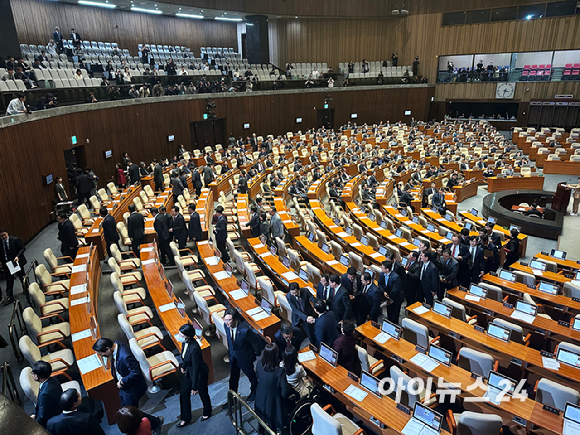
[78,0,116,8]
[176,13,204,19]
[215,17,242,21]
[131,6,162,14]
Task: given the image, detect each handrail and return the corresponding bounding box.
[8,300,27,362]
[0,362,21,405]
[227,390,277,435]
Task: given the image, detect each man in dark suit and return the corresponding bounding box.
[286,282,316,344]
[213,205,230,262]
[274,322,303,355]
[92,337,147,407]
[328,274,354,321]
[47,389,104,435]
[402,251,422,304]
[127,160,140,185]
[223,308,265,402]
[187,203,202,244]
[316,275,332,303]
[192,168,203,196]
[170,206,187,249]
[126,204,144,257]
[449,235,469,286]
[484,222,502,247]
[419,251,439,306]
[75,167,94,206]
[151,207,173,265]
[30,361,62,427]
[358,272,382,324]
[313,299,339,348]
[56,213,78,260]
[341,267,362,316]
[250,134,258,152]
[378,261,403,324]
[153,159,164,192]
[422,182,437,208]
[245,206,261,238]
[439,248,459,300]
[399,188,414,212]
[202,165,214,187]
[100,207,119,258]
[0,229,26,305]
[170,172,184,199]
[53,26,64,54]
[432,187,447,213]
[70,28,81,49]
[466,237,485,285]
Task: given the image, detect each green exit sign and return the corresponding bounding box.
[203,113,208,120]
[324,103,329,109]
[71,136,77,145]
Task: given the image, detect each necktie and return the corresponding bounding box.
[421,264,426,279]
[453,245,457,257]
[471,247,475,261]
[298,297,304,311]
[286,338,291,347]
[3,240,7,261]
[231,328,236,342]
[406,261,411,271]
[111,355,117,380]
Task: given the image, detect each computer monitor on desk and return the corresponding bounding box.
[563,403,580,435]
[319,342,338,367]
[402,403,443,435]
[359,371,381,397]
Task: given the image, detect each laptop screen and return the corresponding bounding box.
[433,301,452,318]
[299,269,308,281]
[413,239,421,247]
[470,208,478,216]
[380,221,388,229]
[487,323,511,342]
[488,216,496,224]
[360,236,368,246]
[378,246,388,256]
[515,300,537,316]
[381,319,401,339]
[564,402,580,423]
[487,371,516,395]
[413,403,443,433]
[368,213,375,221]
[260,298,272,315]
[308,232,315,242]
[428,343,452,366]
[499,270,516,282]
[469,284,487,299]
[412,216,419,224]
[401,209,408,217]
[345,227,353,236]
[333,218,341,227]
[446,232,454,240]
[427,224,436,232]
[572,317,580,332]
[322,243,331,254]
[557,347,580,368]
[509,224,521,233]
[270,245,277,255]
[401,257,409,267]
[529,260,546,271]
[395,229,403,238]
[319,342,338,367]
[339,255,350,266]
[282,256,291,268]
[240,279,250,294]
[359,371,381,397]
[551,249,567,259]
[465,222,472,230]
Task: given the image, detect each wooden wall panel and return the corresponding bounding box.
[434,81,580,102]
[0,85,433,242]
[11,0,237,56]
[269,14,580,81]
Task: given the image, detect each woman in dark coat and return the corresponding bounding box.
[177,324,212,427]
[332,320,361,376]
[503,228,520,268]
[254,344,290,432]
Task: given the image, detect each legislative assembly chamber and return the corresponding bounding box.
[2,1,580,435]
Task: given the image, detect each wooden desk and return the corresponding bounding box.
[197,241,279,339]
[300,349,452,435]
[382,205,452,249]
[406,302,580,389]
[421,209,479,238]
[69,246,120,424]
[208,169,239,199]
[543,160,580,175]
[357,322,563,434]
[374,180,394,206]
[273,197,300,240]
[140,243,213,383]
[453,181,478,203]
[294,236,348,277]
[534,252,580,271]
[510,205,545,214]
[487,176,545,193]
[249,172,268,199]
[195,189,213,240]
[143,190,174,243]
[510,261,572,285]
[236,194,252,238]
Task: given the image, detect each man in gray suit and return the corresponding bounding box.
[202,165,214,187]
[269,207,284,240]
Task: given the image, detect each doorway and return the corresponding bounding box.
[241,34,247,60]
[63,145,86,198]
[316,108,334,130]
[190,118,226,150]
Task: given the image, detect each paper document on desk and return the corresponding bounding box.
[72,329,92,342]
[531,269,543,276]
[464,294,480,302]
[370,252,382,258]
[439,238,450,243]
[198,240,210,245]
[542,357,560,371]
[410,353,439,372]
[71,264,87,273]
[205,256,220,266]
[254,243,265,249]
[401,418,426,435]
[77,253,90,259]
[336,232,349,238]
[351,242,362,247]
[70,284,87,295]
[145,218,155,222]
[374,332,390,344]
[344,385,368,402]
[261,252,273,257]
[420,230,430,234]
[142,259,156,266]
[251,311,270,321]
[71,296,90,306]
[229,290,247,300]
[412,305,429,315]
[564,419,580,435]
[327,260,339,266]
[246,307,263,316]
[159,302,176,313]
[510,310,536,324]
[282,271,299,281]
[141,247,155,252]
[387,235,397,240]
[213,271,231,280]
[77,354,103,375]
[298,351,316,363]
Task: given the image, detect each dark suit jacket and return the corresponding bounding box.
[47,411,102,435]
[113,342,147,399]
[154,213,170,241]
[188,212,202,240]
[128,163,140,184]
[450,243,469,263]
[171,177,184,198]
[180,338,208,390]
[332,334,361,376]
[225,321,265,367]
[202,166,214,185]
[441,257,459,287]
[360,282,382,320]
[314,310,339,348]
[102,214,119,245]
[330,285,353,321]
[432,192,446,208]
[287,289,316,328]
[171,213,187,240]
[75,173,93,194]
[58,220,78,256]
[126,212,145,240]
[247,213,261,237]
[467,246,485,278]
[215,215,227,242]
[35,377,63,427]
[340,273,362,297]
[153,164,164,185]
[0,235,26,267]
[378,272,403,303]
[316,283,332,302]
[274,328,302,355]
[192,171,202,189]
[420,262,439,297]
[400,192,413,207]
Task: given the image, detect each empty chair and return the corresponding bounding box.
[110,272,146,306]
[356,345,384,376]
[129,338,178,393]
[113,291,153,328]
[563,281,580,298]
[310,403,364,435]
[348,252,364,271]
[402,318,431,349]
[457,348,494,379]
[192,291,226,336]
[35,263,70,297]
[117,314,165,352]
[258,276,284,307]
[111,243,140,269]
[76,204,97,225]
[477,283,503,302]
[492,318,526,344]
[23,307,70,349]
[442,298,477,324]
[43,248,73,276]
[534,378,580,411]
[513,270,535,286]
[107,257,141,286]
[329,241,343,259]
[276,292,292,323]
[446,411,503,435]
[28,282,68,322]
[174,256,207,283]
[19,335,74,380]
[390,365,437,408]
